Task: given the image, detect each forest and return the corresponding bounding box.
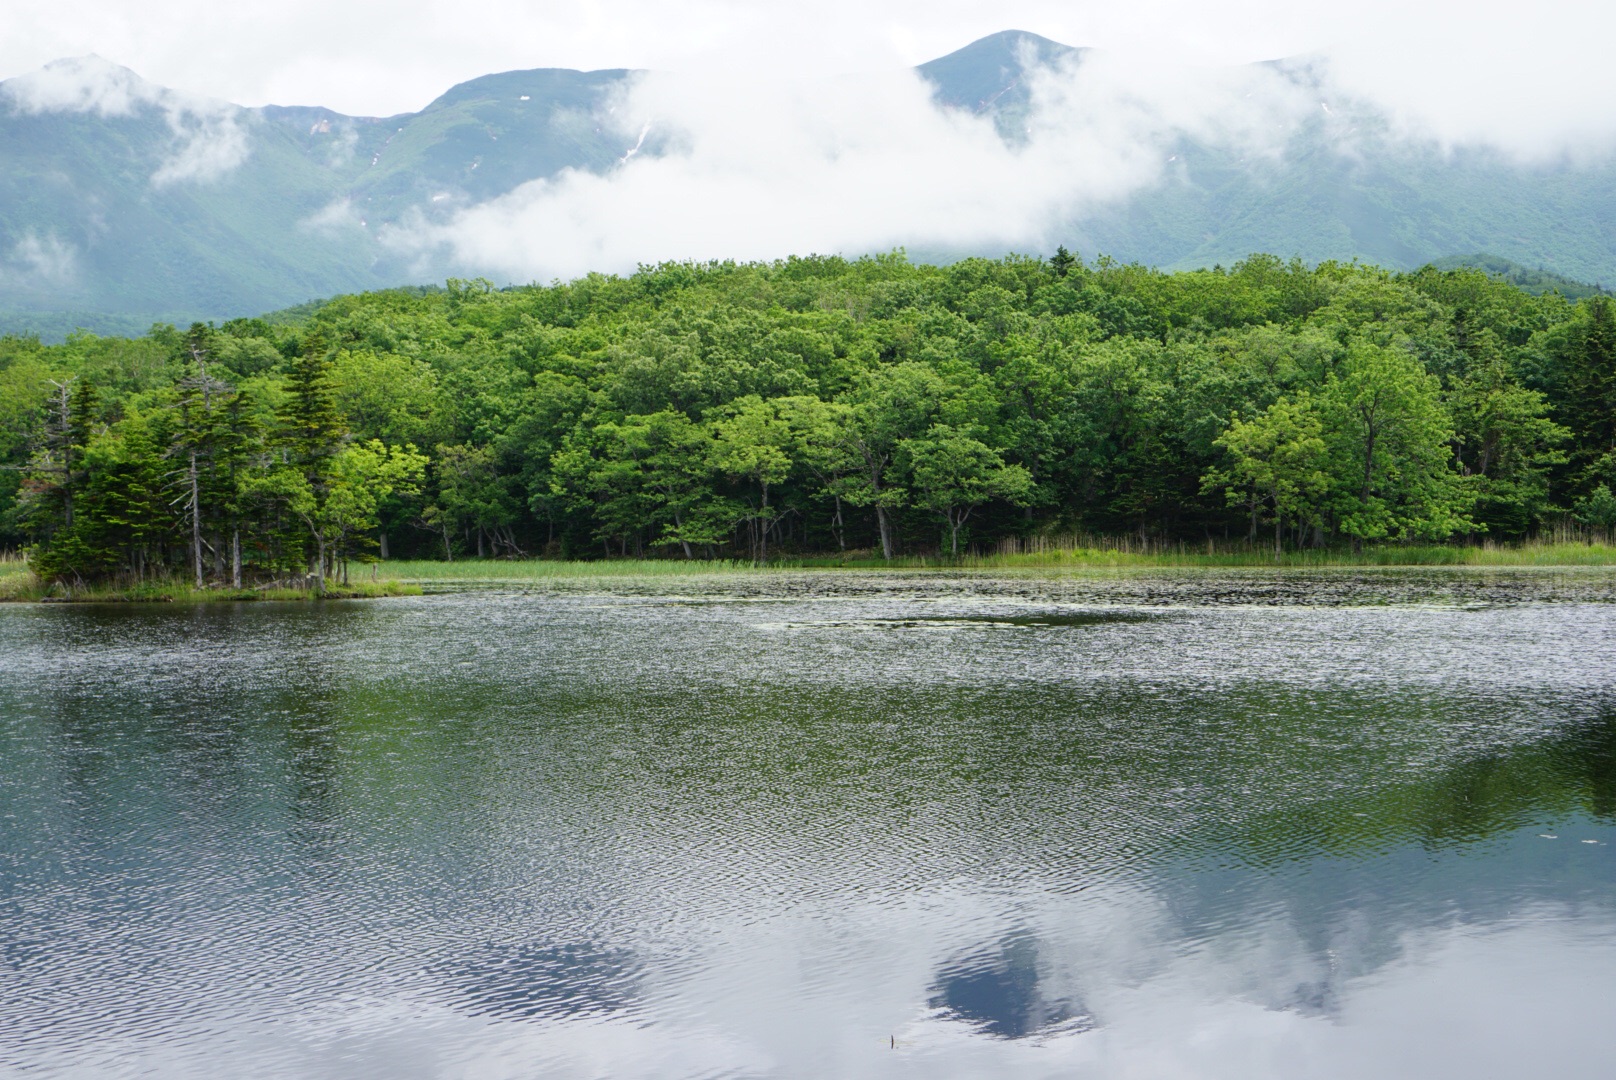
[3,250,1615,587]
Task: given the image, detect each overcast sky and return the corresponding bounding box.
[7,1,1616,283]
[5,0,1610,121]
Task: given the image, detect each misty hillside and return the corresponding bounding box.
[3,30,1615,337]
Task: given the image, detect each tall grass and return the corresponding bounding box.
[376,558,778,581]
[376,534,1616,581]
[0,553,37,600]
[0,570,420,603]
[964,531,1616,568]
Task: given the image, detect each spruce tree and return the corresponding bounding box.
[1569,296,1616,491]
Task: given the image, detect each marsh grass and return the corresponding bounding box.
[1,574,420,603]
[11,535,1614,600]
[0,555,38,600]
[377,558,769,582]
[376,536,1616,581]
[951,539,1616,569]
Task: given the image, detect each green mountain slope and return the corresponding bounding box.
[0,58,637,335]
[916,28,1084,139]
[918,35,1616,286]
[4,35,1616,338]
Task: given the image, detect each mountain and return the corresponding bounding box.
[1427,254,1608,299]
[917,29,1084,139]
[0,56,642,335]
[3,34,1615,338]
[918,34,1616,289]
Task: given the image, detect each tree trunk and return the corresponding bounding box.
[190,451,203,589]
[671,510,691,559]
[866,454,894,559]
[875,505,894,560]
[379,531,389,560]
[232,528,241,589]
[1360,423,1377,513]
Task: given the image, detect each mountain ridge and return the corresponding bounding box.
[4,31,1616,338]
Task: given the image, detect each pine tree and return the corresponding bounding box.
[275,330,349,587]
[1568,296,1616,492]
[279,331,344,471]
[170,324,236,587]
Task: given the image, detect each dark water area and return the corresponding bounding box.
[2,568,1614,1078]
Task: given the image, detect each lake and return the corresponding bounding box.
[2,569,1614,1078]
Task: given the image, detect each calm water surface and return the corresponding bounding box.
[2,568,1614,1078]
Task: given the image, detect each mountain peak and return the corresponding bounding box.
[917,29,1083,114]
[423,65,633,114]
[1,54,168,117]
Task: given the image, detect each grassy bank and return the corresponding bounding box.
[0,571,420,603]
[940,540,1616,569]
[376,558,769,581]
[0,557,37,600]
[8,538,1613,601]
[373,538,1616,581]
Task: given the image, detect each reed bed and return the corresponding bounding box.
[376,558,774,581]
[0,574,420,603]
[376,533,1616,580]
[968,531,1616,568]
[0,555,38,600]
[10,533,1615,600]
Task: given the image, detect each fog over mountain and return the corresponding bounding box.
[3,29,1615,337]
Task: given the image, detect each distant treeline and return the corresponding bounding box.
[3,251,1615,585]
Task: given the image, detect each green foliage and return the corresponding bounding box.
[1574,484,1616,529]
[3,252,1611,573]
[11,36,1616,340]
[902,425,1033,554]
[1206,396,1331,552]
[1319,344,1474,544]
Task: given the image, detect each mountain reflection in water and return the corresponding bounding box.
[0,569,1612,1078]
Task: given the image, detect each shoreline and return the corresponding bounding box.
[5,543,1616,602]
[372,543,1616,581]
[0,575,421,603]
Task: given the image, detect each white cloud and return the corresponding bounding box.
[4,2,1616,281]
[300,197,367,235]
[0,53,153,116]
[0,232,79,289]
[2,55,251,185]
[3,0,1615,154]
[150,106,252,186]
[383,50,1314,282]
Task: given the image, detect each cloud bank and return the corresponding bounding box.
[0,232,79,293]
[8,4,1616,288]
[5,0,1615,145]
[1,55,250,185]
[385,50,1317,282]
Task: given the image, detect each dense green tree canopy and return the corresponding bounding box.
[0,251,1607,581]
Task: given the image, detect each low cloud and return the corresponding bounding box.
[385,49,1314,282]
[2,55,251,185]
[1,53,153,116]
[300,197,367,235]
[150,107,251,186]
[0,232,79,290]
